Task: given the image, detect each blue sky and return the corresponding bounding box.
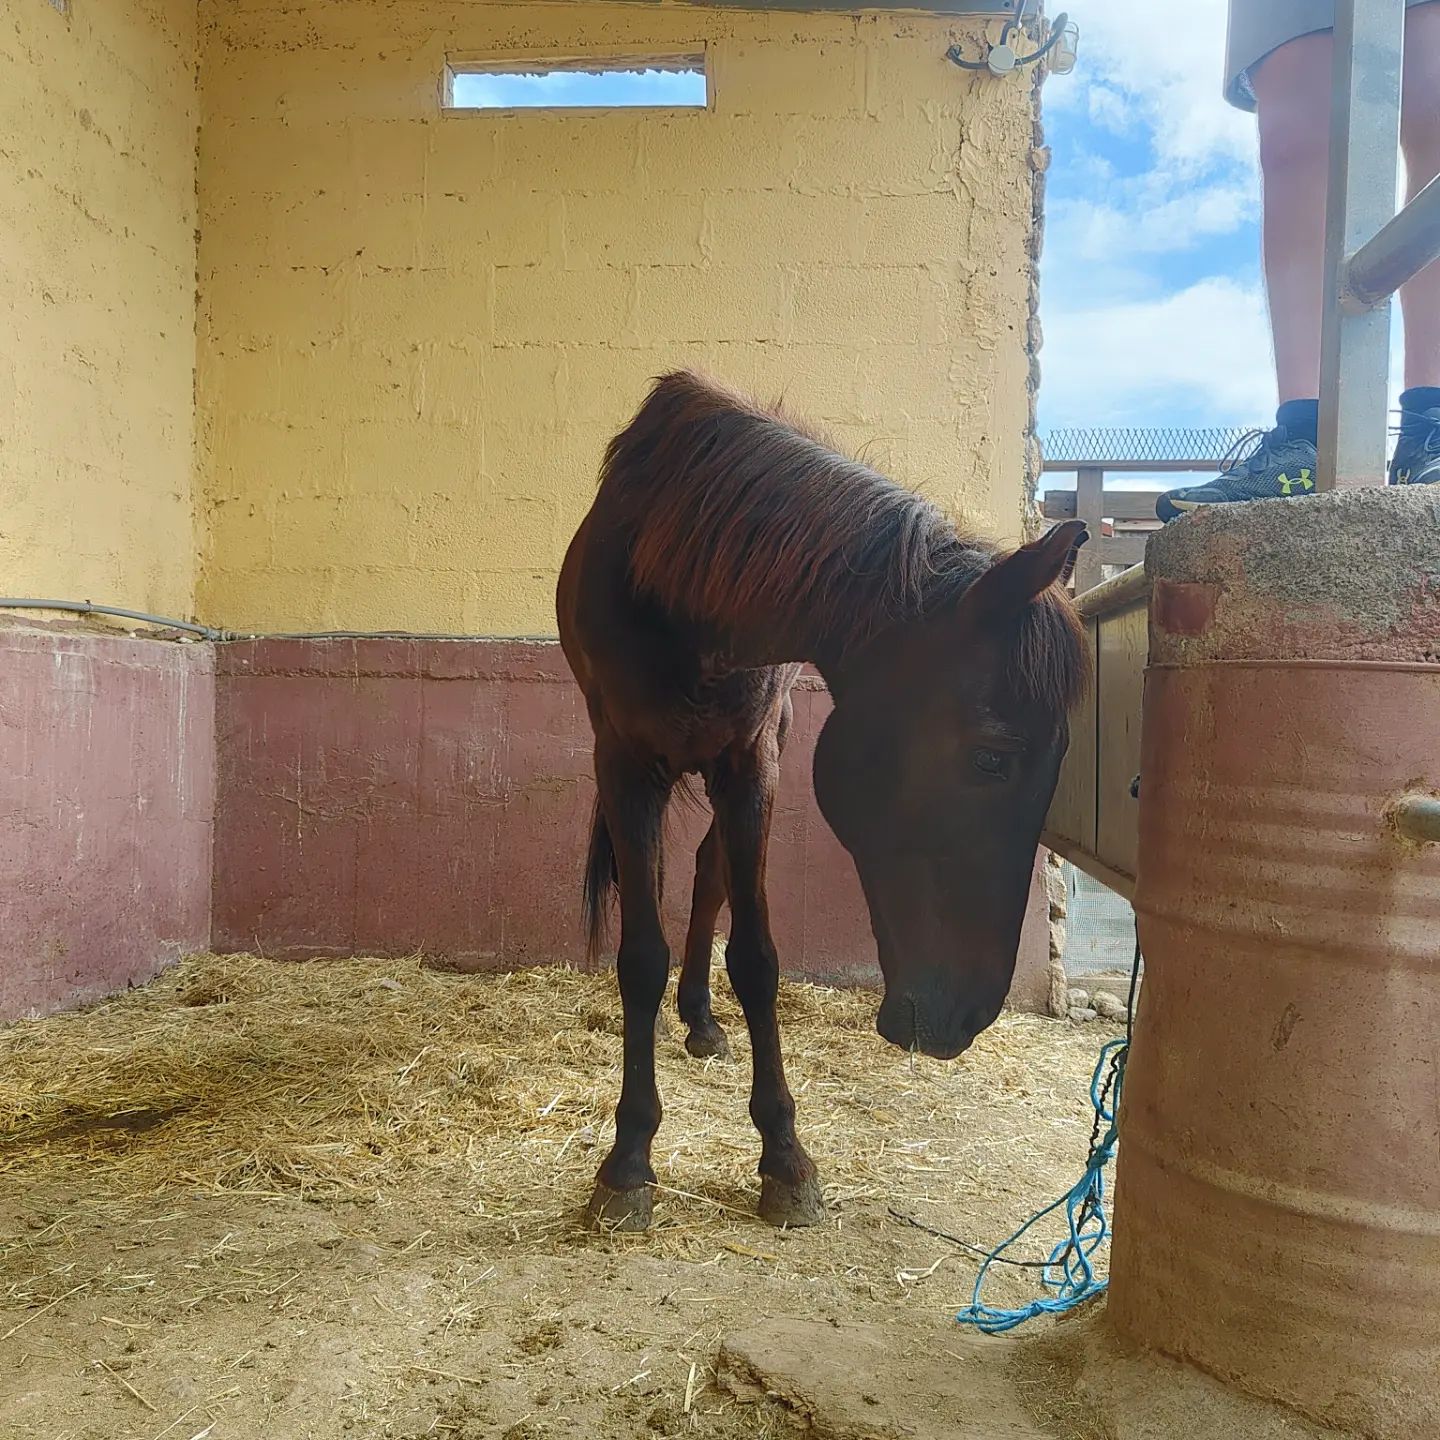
[1037,0,1272,439]
[451,66,706,109]
[1037,0,1406,454]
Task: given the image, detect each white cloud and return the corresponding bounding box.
[1085,82,1138,137]
[1042,276,1276,428]
[1052,180,1254,262]
[1048,0,1256,175]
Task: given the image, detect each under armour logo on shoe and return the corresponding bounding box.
[1276,468,1314,495]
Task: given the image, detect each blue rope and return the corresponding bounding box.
[955,939,1140,1336]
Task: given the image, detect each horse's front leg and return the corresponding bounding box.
[711,738,824,1227]
[589,735,673,1232]
[677,822,730,1058]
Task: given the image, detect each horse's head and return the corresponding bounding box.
[813,521,1088,1059]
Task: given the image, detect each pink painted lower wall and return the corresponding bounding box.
[0,626,1049,1017]
[0,623,215,1021]
[212,638,1052,1007]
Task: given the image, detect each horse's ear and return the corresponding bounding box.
[968,521,1088,617]
[1056,522,1089,585]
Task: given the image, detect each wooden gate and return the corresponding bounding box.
[1042,563,1149,898]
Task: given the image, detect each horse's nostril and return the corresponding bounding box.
[876,990,919,1050]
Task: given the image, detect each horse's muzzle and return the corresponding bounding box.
[875,987,983,1060]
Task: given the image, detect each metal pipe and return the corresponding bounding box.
[1316,0,1405,491]
[1394,793,1440,843]
[249,630,559,643]
[1075,562,1149,622]
[0,598,226,640]
[1341,172,1440,309]
[0,600,561,646]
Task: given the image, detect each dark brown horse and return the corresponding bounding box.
[557,372,1087,1232]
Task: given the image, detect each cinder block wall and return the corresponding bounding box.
[0,0,1054,1016]
[0,0,199,618]
[195,0,1041,634]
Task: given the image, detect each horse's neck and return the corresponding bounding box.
[628,487,975,677]
[700,603,859,682]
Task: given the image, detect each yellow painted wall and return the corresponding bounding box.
[1,0,199,618]
[196,0,1041,635]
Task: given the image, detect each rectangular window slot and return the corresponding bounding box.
[445,53,707,111]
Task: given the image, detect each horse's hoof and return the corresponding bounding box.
[684,1023,731,1060]
[586,1183,654,1232]
[758,1174,825,1227]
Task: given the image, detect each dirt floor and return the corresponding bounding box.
[0,953,1127,1440]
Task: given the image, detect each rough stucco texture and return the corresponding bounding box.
[196,0,1039,634]
[0,0,199,617]
[1147,487,1440,666]
[0,625,215,1022]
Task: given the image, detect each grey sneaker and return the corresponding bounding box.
[1156,427,1318,522]
[1389,406,1440,486]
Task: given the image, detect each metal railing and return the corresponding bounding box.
[1318,0,1440,489]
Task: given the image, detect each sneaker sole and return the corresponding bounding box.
[1157,495,1226,521]
[1162,491,1318,516]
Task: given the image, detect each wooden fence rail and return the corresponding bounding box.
[1039,438,1243,593]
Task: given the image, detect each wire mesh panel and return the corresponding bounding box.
[1040,427,1253,469]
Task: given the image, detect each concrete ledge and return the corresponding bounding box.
[1146,487,1440,665]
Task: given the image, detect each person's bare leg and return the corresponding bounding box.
[1156,14,1440,514]
[1251,30,1334,405]
[1400,4,1440,391]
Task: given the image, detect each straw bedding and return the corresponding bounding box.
[0,952,1119,1439]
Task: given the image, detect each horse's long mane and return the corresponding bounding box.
[606,370,1086,711]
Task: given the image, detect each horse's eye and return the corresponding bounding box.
[972,748,1010,778]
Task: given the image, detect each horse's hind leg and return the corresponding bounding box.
[677,822,730,1059]
[711,733,824,1228]
[588,732,673,1232]
[677,690,789,1060]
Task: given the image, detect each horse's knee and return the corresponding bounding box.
[724,937,778,1012]
[616,939,669,1012]
[695,824,720,872]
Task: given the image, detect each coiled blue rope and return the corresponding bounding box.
[955,938,1140,1336]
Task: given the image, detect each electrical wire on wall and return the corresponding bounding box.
[946,3,1077,79]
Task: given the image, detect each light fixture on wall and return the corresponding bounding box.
[947,6,1078,79]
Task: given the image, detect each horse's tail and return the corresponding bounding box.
[582,801,618,966]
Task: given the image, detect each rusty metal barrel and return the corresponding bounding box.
[1107,488,1440,1437]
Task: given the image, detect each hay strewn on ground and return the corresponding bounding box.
[0,952,1111,1249]
[0,953,1122,1439]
